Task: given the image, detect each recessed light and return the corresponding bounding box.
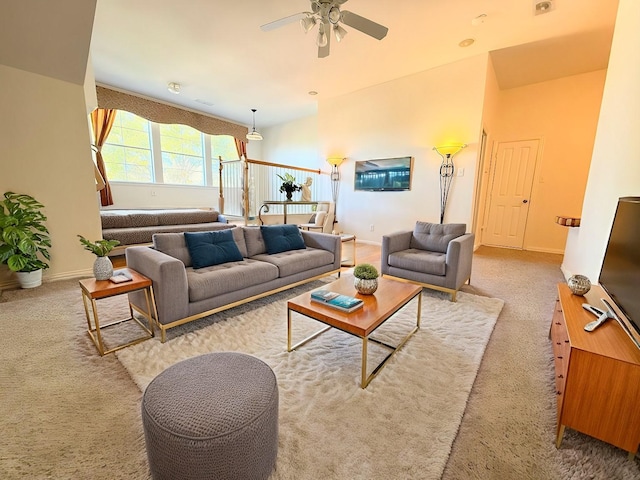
[534,0,554,15]
[308,91,318,96]
[458,38,475,48]
[167,82,181,94]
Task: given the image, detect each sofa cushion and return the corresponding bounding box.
[252,247,334,278]
[186,259,279,301]
[184,230,244,269]
[410,222,466,254]
[153,233,193,267]
[260,225,306,255]
[388,248,446,276]
[243,227,267,257]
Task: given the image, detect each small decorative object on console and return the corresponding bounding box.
[353,263,379,295]
[567,274,591,296]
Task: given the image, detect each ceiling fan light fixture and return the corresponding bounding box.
[333,24,347,42]
[246,108,263,141]
[328,5,342,25]
[300,15,317,33]
[316,23,328,47]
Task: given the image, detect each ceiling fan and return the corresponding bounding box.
[260,0,388,58]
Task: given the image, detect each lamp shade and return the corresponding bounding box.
[433,144,467,157]
[327,157,344,166]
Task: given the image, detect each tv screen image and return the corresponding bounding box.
[354,157,413,192]
[599,196,640,348]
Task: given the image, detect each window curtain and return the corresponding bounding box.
[90,108,117,206]
[96,86,248,142]
[235,138,247,159]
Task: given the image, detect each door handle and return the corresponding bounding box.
[522,199,529,204]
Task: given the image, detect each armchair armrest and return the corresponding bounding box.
[381,231,413,274]
[125,246,189,325]
[445,233,475,286]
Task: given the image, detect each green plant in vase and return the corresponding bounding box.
[353,263,379,295]
[277,173,302,201]
[78,235,120,280]
[0,192,51,288]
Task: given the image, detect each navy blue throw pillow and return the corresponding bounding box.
[260,224,306,254]
[184,230,243,269]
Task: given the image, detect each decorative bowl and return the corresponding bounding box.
[568,274,591,296]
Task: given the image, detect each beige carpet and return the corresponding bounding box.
[2,246,640,479]
[117,288,503,479]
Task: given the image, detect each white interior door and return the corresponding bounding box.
[483,139,539,248]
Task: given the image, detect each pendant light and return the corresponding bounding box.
[246,108,263,141]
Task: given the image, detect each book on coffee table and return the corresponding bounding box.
[310,290,364,313]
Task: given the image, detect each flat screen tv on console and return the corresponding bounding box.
[598,196,640,349]
[354,157,413,192]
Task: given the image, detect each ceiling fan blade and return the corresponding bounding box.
[340,10,388,40]
[260,12,306,32]
[318,20,331,58]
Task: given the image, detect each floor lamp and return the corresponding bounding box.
[327,157,344,223]
[433,144,466,224]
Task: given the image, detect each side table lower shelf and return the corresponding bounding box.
[79,269,157,356]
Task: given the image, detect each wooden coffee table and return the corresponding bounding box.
[287,274,422,388]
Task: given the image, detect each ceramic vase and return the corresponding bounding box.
[93,256,113,280]
[354,277,378,295]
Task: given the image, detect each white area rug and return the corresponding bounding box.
[117,286,504,480]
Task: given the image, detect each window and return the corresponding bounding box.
[102,110,240,186]
[159,124,205,185]
[102,111,153,182]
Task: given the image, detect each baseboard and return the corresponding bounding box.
[0,268,93,290]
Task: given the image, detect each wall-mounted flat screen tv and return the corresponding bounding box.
[354,157,413,192]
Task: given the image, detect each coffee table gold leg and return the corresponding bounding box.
[416,292,422,327]
[361,336,368,389]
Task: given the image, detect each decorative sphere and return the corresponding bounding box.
[568,274,591,296]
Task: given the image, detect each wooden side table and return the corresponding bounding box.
[340,234,356,267]
[79,269,157,356]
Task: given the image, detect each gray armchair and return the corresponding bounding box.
[381,221,474,301]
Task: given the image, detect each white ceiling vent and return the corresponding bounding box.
[534,1,555,16]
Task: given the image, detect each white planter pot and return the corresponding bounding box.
[16,269,43,289]
[93,256,113,280]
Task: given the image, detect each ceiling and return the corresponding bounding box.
[89,0,618,129]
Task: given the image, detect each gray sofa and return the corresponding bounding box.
[126,226,341,341]
[101,209,231,255]
[381,221,474,301]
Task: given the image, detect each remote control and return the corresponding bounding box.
[584,311,611,332]
[582,303,606,318]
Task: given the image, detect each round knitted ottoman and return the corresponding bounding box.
[141,352,279,480]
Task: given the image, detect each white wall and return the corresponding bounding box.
[563,0,640,281]
[0,64,101,287]
[106,183,220,210]
[316,55,489,242]
[491,69,606,254]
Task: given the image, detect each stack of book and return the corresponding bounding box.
[310,290,364,313]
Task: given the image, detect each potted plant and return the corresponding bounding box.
[0,191,51,288]
[78,235,120,280]
[353,263,379,295]
[277,173,302,201]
